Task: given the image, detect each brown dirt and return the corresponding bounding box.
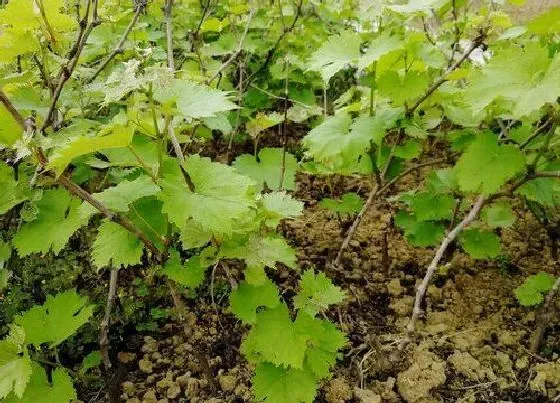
[108,161,559,402]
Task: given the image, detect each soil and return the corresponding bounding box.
[89,132,560,403]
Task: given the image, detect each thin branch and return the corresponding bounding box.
[0,90,25,127]
[206,9,255,85]
[534,171,560,178]
[406,195,485,336]
[333,156,451,268]
[243,0,303,90]
[41,0,101,132]
[531,274,560,353]
[406,30,486,117]
[279,57,289,190]
[530,120,558,172]
[519,117,553,150]
[100,268,119,372]
[86,4,144,84]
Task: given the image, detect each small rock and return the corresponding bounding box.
[142,389,157,403]
[166,385,181,399]
[325,378,352,402]
[529,360,560,398]
[184,378,201,398]
[218,375,237,392]
[387,278,404,296]
[353,387,381,403]
[142,336,159,353]
[448,351,494,381]
[349,240,360,248]
[122,381,135,396]
[397,348,446,402]
[157,399,168,403]
[139,359,153,374]
[118,352,137,364]
[156,374,174,392]
[126,399,141,403]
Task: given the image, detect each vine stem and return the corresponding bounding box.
[405,195,485,337]
[41,0,100,132]
[86,4,144,84]
[100,268,119,372]
[206,8,255,85]
[333,157,450,268]
[164,0,185,162]
[530,274,560,353]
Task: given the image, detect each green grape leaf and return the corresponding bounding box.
[246,112,284,138]
[295,313,346,380]
[15,290,94,347]
[515,272,556,307]
[527,7,560,34]
[47,125,135,177]
[307,31,362,82]
[388,0,448,14]
[128,197,168,250]
[252,363,317,403]
[12,188,88,256]
[377,70,430,105]
[233,148,297,192]
[5,365,76,403]
[454,132,525,195]
[80,175,160,218]
[294,270,345,316]
[261,191,304,227]
[517,177,559,207]
[159,155,256,238]
[409,192,455,222]
[0,326,32,399]
[302,113,373,170]
[319,193,363,215]
[229,279,280,324]
[395,212,445,247]
[463,44,560,118]
[481,202,517,228]
[459,229,501,259]
[91,220,143,269]
[0,162,29,214]
[359,31,404,70]
[0,103,22,146]
[154,79,237,119]
[162,248,216,289]
[179,220,213,250]
[220,235,297,271]
[242,304,310,368]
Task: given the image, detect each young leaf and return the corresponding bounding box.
[481,202,517,228]
[359,31,404,70]
[0,162,29,214]
[261,191,304,227]
[294,270,345,316]
[12,189,88,257]
[159,155,256,237]
[252,363,317,403]
[0,326,32,399]
[295,313,347,380]
[515,272,556,307]
[395,212,445,247]
[80,175,160,218]
[220,235,297,271]
[162,248,216,289]
[454,132,525,195]
[91,220,143,270]
[229,279,280,324]
[4,366,76,403]
[319,193,363,216]
[47,125,135,177]
[409,192,455,222]
[307,31,362,82]
[233,148,298,192]
[14,290,94,347]
[459,228,501,259]
[242,304,310,368]
[154,79,237,119]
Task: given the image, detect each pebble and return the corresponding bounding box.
[139,359,154,374]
